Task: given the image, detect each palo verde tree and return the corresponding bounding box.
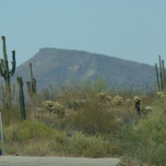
[0,36,16,108]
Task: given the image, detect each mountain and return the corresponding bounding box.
[13,48,156,90]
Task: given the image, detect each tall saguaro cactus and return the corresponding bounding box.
[17,76,26,120]
[155,55,166,91]
[27,63,37,98]
[0,36,16,107]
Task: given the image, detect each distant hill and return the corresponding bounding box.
[13,48,155,90]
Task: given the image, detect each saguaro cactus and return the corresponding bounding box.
[27,63,37,98]
[0,36,16,108]
[155,55,166,91]
[17,76,26,120]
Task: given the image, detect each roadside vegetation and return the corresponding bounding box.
[0,36,165,166]
[1,79,165,166]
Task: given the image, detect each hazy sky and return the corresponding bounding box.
[0,0,166,66]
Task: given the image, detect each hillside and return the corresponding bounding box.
[13,48,155,90]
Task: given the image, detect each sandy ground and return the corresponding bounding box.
[0,156,120,166]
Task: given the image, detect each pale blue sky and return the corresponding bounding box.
[0,0,166,66]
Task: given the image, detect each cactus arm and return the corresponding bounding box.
[1,36,9,75]
[0,36,16,108]
[155,63,161,91]
[1,36,7,61]
[9,50,16,77]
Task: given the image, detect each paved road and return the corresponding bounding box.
[0,156,120,166]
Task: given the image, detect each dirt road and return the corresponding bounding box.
[0,156,120,166]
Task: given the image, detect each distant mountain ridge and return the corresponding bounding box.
[13,48,155,90]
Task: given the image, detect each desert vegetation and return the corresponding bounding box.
[3,81,166,165]
[1,36,166,166]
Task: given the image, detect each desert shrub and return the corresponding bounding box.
[15,141,51,156]
[125,98,133,105]
[66,100,80,110]
[135,108,166,144]
[64,99,119,135]
[96,93,113,103]
[49,131,70,155]
[117,97,166,166]
[5,125,113,157]
[42,100,65,117]
[4,120,54,155]
[66,99,90,111]
[4,124,19,142]
[110,95,124,106]
[134,141,166,165]
[4,121,66,155]
[67,132,111,158]
[15,120,53,142]
[157,91,165,98]
[49,131,111,158]
[0,106,21,126]
[96,92,107,99]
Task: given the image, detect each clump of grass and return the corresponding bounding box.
[49,132,112,158]
[68,132,111,158]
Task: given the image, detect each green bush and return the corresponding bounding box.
[117,97,166,166]
[49,131,70,155]
[16,120,54,142]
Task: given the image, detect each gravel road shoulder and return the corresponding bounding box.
[0,156,120,166]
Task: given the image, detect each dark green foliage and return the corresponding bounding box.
[17,76,26,120]
[0,36,16,108]
[27,63,37,98]
[16,120,53,142]
[155,55,166,91]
